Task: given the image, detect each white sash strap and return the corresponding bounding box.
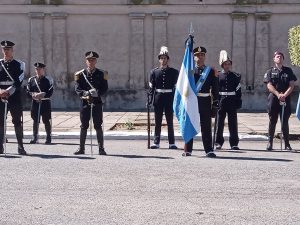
[197,93,211,97]
[219,91,236,96]
[156,89,172,93]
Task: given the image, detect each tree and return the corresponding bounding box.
[288,25,300,67]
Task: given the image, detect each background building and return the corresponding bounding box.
[0,0,299,110]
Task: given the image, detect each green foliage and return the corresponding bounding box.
[31,0,63,4]
[31,0,46,4]
[130,0,166,4]
[131,0,143,4]
[236,0,268,4]
[124,121,134,130]
[50,0,63,5]
[288,26,300,67]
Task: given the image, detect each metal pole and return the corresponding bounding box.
[90,103,94,156]
[280,101,286,151]
[212,109,219,151]
[147,104,150,149]
[37,101,41,143]
[3,99,8,156]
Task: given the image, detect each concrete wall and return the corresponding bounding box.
[0,0,299,111]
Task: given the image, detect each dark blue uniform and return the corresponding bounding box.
[148,66,179,146]
[215,71,242,149]
[75,68,108,153]
[26,75,53,143]
[0,59,25,153]
[184,65,219,154]
[264,66,297,149]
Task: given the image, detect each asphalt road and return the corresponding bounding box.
[0,139,300,225]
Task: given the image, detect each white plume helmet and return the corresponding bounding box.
[219,50,232,66]
[158,46,169,59]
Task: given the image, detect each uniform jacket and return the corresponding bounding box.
[26,75,53,100]
[194,65,219,111]
[75,68,108,105]
[218,71,242,109]
[0,59,25,103]
[264,65,297,111]
[148,66,179,107]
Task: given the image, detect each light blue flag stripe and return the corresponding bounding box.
[296,92,300,121]
[173,35,200,143]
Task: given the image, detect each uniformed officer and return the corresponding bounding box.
[264,51,297,151]
[215,50,242,150]
[26,62,53,144]
[0,40,26,155]
[183,46,219,157]
[147,46,179,149]
[74,51,108,155]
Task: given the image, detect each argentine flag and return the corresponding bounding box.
[296,92,300,120]
[173,35,200,143]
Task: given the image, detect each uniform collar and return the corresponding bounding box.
[3,57,13,63]
[195,64,206,70]
[221,69,230,74]
[87,68,96,74]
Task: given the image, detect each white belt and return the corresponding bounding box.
[0,81,14,85]
[34,98,51,101]
[197,93,211,97]
[156,89,172,93]
[219,91,236,96]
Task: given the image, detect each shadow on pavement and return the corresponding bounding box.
[239,149,300,153]
[107,154,174,160]
[27,153,96,160]
[0,154,22,159]
[214,156,293,162]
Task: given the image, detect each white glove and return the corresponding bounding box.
[89,88,98,97]
[6,86,16,96]
[35,92,46,99]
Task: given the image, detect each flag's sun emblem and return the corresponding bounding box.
[183,87,189,98]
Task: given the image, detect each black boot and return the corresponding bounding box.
[30,122,38,144]
[0,127,4,154]
[15,126,27,155]
[266,121,276,151]
[96,128,106,155]
[266,139,273,151]
[45,122,51,144]
[74,129,87,155]
[284,140,292,151]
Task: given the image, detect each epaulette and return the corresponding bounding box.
[99,69,109,80]
[74,69,84,81]
[232,72,241,77]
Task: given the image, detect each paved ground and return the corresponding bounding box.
[0,139,300,225]
[5,111,300,140]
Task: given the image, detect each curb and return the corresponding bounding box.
[5,131,268,141]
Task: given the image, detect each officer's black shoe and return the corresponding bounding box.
[45,137,51,145]
[150,144,159,149]
[266,143,273,151]
[206,151,216,158]
[18,147,27,155]
[30,139,37,144]
[74,148,85,155]
[99,147,107,155]
[215,143,222,150]
[231,146,240,150]
[169,144,178,149]
[182,152,191,157]
[0,147,3,154]
[285,145,292,151]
